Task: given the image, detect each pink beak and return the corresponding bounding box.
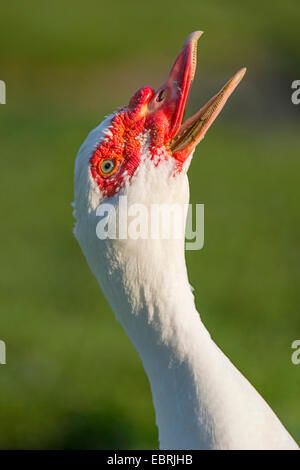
[147,31,246,160]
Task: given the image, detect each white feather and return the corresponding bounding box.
[73,119,299,450]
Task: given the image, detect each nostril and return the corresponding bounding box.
[156,89,166,102]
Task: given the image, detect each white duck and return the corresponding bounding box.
[73,32,298,450]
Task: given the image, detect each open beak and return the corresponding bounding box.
[147,31,246,161]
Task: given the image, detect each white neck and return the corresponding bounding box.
[74,128,298,449]
[105,239,214,449]
[102,234,297,450]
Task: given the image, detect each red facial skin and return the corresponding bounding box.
[90,32,246,199]
[90,33,202,198]
[90,87,185,198]
[90,88,152,199]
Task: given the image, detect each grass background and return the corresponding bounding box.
[0,0,299,449]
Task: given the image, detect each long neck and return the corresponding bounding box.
[124,283,214,450]
[98,233,298,450]
[75,154,298,449]
[104,235,215,449]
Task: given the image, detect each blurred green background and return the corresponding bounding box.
[0,0,299,449]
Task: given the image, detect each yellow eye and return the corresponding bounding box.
[98,158,119,178]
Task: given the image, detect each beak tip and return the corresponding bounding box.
[234,67,247,86]
[184,31,204,46]
[240,67,247,77]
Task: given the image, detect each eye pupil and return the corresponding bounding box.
[100,158,117,176]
